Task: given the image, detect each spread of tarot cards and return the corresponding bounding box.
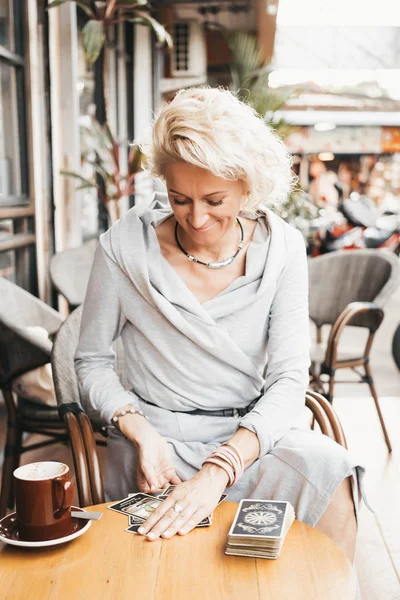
[107,485,227,535]
[225,499,295,559]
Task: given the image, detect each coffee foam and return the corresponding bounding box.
[14,461,68,481]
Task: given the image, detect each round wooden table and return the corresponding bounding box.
[0,501,356,599]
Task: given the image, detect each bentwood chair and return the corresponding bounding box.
[51,304,128,506]
[308,249,400,453]
[51,304,348,508]
[0,277,68,517]
[49,239,98,311]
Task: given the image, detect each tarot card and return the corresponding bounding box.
[107,493,160,516]
[158,484,176,499]
[128,514,146,526]
[218,494,228,506]
[228,500,289,539]
[124,496,163,520]
[196,515,212,527]
[128,514,212,529]
[125,523,143,534]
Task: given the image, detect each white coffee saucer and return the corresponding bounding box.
[0,506,91,548]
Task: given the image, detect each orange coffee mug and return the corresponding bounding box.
[14,461,73,542]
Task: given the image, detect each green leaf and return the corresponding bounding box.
[73,1,96,18]
[228,31,261,93]
[128,145,143,174]
[60,170,95,187]
[82,20,105,64]
[126,13,173,48]
[46,0,68,9]
[103,122,119,165]
[76,182,96,190]
[227,30,293,126]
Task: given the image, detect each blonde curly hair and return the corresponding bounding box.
[142,87,295,215]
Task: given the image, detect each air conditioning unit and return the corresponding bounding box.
[171,21,206,78]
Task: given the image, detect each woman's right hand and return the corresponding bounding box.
[117,411,182,493]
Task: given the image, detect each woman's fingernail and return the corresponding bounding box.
[147,532,156,540]
[163,530,171,538]
[138,527,145,534]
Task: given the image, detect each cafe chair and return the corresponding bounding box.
[51,304,348,508]
[0,277,68,518]
[49,239,98,312]
[308,249,400,453]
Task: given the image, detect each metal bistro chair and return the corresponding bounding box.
[52,305,348,508]
[308,249,400,453]
[49,239,98,312]
[0,277,68,517]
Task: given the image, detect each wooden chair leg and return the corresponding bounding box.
[365,363,392,453]
[0,421,22,518]
[9,426,22,509]
[327,372,336,403]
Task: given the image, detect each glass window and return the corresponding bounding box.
[0,62,22,200]
[0,219,15,279]
[0,2,35,293]
[0,0,14,52]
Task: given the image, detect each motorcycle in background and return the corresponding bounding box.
[308,184,400,256]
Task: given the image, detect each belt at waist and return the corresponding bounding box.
[139,396,259,418]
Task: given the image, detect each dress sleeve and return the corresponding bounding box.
[74,245,139,425]
[239,227,311,457]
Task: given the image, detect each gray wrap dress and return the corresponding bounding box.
[75,193,368,526]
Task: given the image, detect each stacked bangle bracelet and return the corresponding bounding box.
[202,441,244,488]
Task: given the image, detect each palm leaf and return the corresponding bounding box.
[227,32,261,94]
[228,30,293,131]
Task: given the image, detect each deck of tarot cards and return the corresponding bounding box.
[225,499,295,559]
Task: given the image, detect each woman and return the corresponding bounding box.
[75,87,366,561]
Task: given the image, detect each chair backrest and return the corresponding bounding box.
[0,278,63,386]
[49,239,98,308]
[308,249,400,328]
[0,277,62,332]
[51,304,127,427]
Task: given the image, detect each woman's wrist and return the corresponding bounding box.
[112,404,154,447]
[230,427,260,468]
[200,461,230,488]
[117,413,149,444]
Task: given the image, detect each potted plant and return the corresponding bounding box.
[47,0,172,65]
[47,1,171,225]
[61,115,143,224]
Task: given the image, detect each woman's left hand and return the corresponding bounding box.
[137,463,229,540]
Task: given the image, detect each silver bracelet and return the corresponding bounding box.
[111,405,148,428]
